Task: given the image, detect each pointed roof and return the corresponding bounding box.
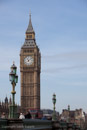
[5,96,8,103]
[26,12,34,33]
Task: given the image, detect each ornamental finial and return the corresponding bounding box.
[29,10,31,18]
[13,61,15,65]
[26,10,34,33]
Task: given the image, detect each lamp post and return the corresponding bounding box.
[9,62,18,118]
[52,93,57,121]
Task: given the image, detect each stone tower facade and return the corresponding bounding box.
[20,14,41,112]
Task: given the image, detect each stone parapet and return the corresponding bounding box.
[0,119,52,130]
[0,119,82,130]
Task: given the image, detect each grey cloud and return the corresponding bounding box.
[42,64,87,74]
[42,51,87,62]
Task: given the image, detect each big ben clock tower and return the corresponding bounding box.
[20,13,41,112]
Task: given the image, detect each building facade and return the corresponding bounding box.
[20,14,41,112]
[0,97,11,118]
[60,106,85,128]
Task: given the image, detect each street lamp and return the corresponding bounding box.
[9,62,18,118]
[52,93,57,121]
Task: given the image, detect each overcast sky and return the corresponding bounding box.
[0,0,87,113]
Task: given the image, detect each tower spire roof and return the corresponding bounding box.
[26,12,34,33]
[22,12,37,48]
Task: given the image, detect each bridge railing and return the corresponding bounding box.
[0,118,82,130]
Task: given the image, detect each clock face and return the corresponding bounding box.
[24,56,34,66]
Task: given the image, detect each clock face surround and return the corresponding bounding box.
[24,56,34,66]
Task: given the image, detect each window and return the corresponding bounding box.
[23,50,34,53]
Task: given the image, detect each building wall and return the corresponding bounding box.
[61,108,85,128]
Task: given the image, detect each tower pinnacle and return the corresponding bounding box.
[22,12,36,48]
[29,10,31,18]
[26,12,34,33]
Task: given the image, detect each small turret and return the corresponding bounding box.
[68,105,70,111]
[5,96,8,104]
